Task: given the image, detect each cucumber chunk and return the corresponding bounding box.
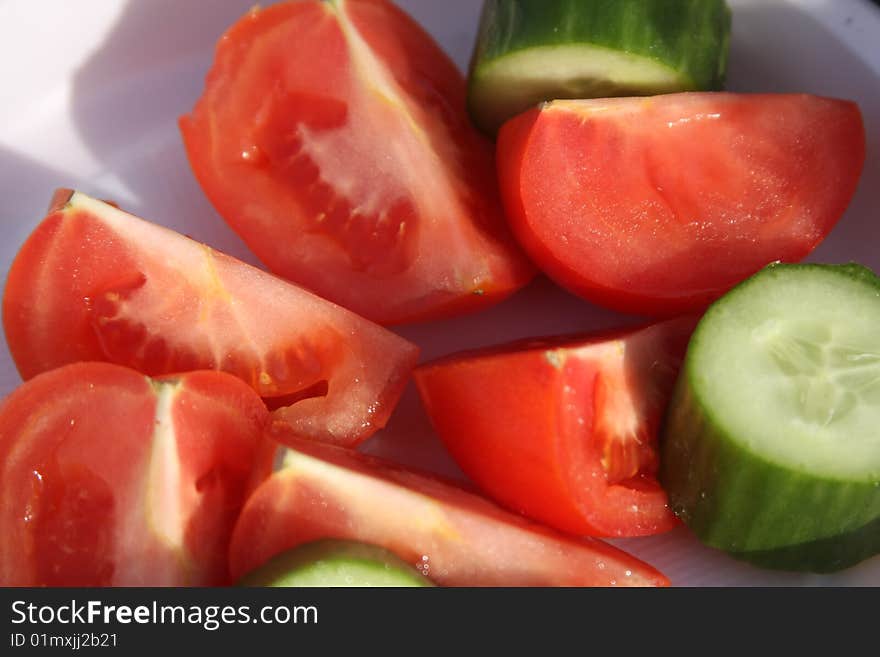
[239,540,435,587]
[661,263,880,572]
[468,0,732,134]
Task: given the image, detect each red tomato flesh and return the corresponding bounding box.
[229,434,670,586]
[0,363,269,586]
[180,0,535,325]
[2,190,419,447]
[415,317,697,538]
[497,93,865,316]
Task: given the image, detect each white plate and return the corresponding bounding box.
[0,0,878,586]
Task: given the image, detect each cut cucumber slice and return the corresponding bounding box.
[467,0,732,134]
[660,263,880,572]
[238,539,434,587]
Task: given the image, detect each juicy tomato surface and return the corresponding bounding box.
[180,0,535,325]
[0,363,270,586]
[229,433,670,587]
[2,190,419,447]
[497,93,865,316]
[415,317,697,538]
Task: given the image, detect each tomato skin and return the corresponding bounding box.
[0,363,269,586]
[3,191,131,380]
[2,190,419,448]
[229,434,669,587]
[497,93,865,316]
[180,0,535,325]
[415,317,697,538]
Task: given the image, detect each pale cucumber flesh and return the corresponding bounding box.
[661,264,880,571]
[470,45,689,136]
[238,539,434,587]
[692,265,880,480]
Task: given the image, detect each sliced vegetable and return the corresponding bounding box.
[2,190,419,447]
[468,0,732,134]
[239,539,434,587]
[497,93,865,316]
[180,0,534,325]
[415,317,694,538]
[661,263,880,572]
[229,435,670,587]
[0,363,270,586]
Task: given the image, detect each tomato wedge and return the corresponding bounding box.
[0,363,270,586]
[180,0,535,325]
[229,434,669,587]
[2,190,418,447]
[497,93,865,316]
[415,317,696,538]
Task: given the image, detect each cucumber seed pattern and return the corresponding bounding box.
[757,320,880,426]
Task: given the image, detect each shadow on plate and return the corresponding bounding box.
[68,0,261,265]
